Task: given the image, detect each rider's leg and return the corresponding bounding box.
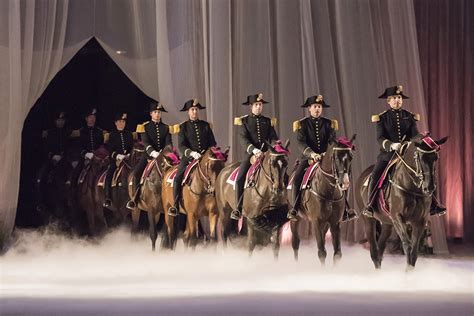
[287,160,309,221]
[103,163,116,208]
[169,158,190,216]
[430,193,447,216]
[231,157,252,220]
[363,153,391,217]
[126,156,147,209]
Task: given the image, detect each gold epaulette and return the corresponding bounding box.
[136,122,148,133]
[42,130,48,138]
[132,132,138,141]
[331,119,339,131]
[372,110,387,122]
[71,129,80,138]
[271,117,277,127]
[104,132,110,143]
[168,125,175,134]
[292,120,301,132]
[209,122,213,129]
[414,113,420,121]
[234,115,247,126]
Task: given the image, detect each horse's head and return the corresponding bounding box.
[263,140,290,193]
[158,145,180,172]
[410,133,448,195]
[327,134,356,190]
[130,141,146,165]
[92,147,110,169]
[200,146,229,187]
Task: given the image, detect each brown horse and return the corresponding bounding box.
[216,141,290,258]
[94,142,145,227]
[162,147,229,249]
[289,135,356,265]
[355,134,448,270]
[76,147,110,236]
[127,145,180,250]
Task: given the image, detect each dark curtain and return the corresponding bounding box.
[415,0,473,241]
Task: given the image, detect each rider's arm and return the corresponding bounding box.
[294,120,314,158]
[141,127,155,156]
[236,119,255,155]
[177,123,192,158]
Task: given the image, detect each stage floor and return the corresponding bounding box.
[1,228,473,315]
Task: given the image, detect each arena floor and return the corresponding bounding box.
[1,228,472,315]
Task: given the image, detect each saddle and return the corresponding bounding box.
[140,159,160,184]
[225,158,263,190]
[286,161,320,190]
[166,159,199,187]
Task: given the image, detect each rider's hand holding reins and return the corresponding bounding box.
[310,152,322,161]
[85,152,94,160]
[252,148,263,157]
[116,154,126,161]
[190,151,201,160]
[150,151,159,158]
[390,142,402,151]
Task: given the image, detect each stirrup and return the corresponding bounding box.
[287,209,298,221]
[168,206,179,217]
[430,206,447,217]
[342,209,358,222]
[230,209,242,220]
[103,199,112,208]
[362,206,375,218]
[126,200,136,210]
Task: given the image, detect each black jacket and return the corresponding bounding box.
[235,114,278,154]
[141,120,173,156]
[108,129,134,161]
[372,109,419,152]
[293,116,337,159]
[176,119,217,158]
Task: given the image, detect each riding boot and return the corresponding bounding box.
[287,186,300,221]
[168,182,181,217]
[362,177,377,218]
[231,182,244,220]
[342,197,358,222]
[430,195,447,216]
[103,183,112,208]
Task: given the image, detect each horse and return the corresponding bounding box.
[162,146,229,249]
[355,133,448,270]
[76,147,110,236]
[127,145,180,250]
[94,142,145,227]
[216,140,290,258]
[289,135,356,265]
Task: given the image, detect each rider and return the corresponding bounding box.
[103,112,134,208]
[289,95,357,222]
[230,93,278,220]
[126,100,172,209]
[362,85,447,217]
[168,99,217,217]
[79,108,105,160]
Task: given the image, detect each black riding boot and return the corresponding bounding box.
[231,182,244,220]
[341,196,358,222]
[287,186,300,221]
[126,172,141,209]
[430,196,447,216]
[362,177,377,218]
[168,182,181,217]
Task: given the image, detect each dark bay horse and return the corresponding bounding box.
[289,135,356,265]
[76,147,110,236]
[94,142,145,227]
[216,141,290,258]
[162,147,229,249]
[355,134,448,270]
[127,145,180,250]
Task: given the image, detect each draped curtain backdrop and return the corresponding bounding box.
[1,0,469,251]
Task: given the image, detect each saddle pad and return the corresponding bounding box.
[226,166,240,190]
[301,162,320,189]
[244,158,263,188]
[112,162,127,187]
[378,189,391,217]
[166,168,179,186]
[377,157,400,189]
[182,159,199,185]
[141,159,159,184]
[78,164,91,184]
[97,169,108,187]
[287,172,296,190]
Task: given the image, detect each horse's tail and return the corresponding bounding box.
[355,165,373,211]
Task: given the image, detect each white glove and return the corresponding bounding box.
[150,151,159,158]
[52,155,62,162]
[85,152,94,159]
[252,148,263,156]
[116,154,126,161]
[190,151,201,160]
[390,142,402,151]
[310,152,321,161]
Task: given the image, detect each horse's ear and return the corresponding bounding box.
[283,139,290,149]
[223,146,230,156]
[435,136,449,145]
[350,134,357,143]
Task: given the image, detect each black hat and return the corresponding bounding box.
[54,110,66,120]
[378,85,410,99]
[149,100,168,112]
[301,94,330,108]
[114,112,128,121]
[242,93,269,105]
[84,108,97,117]
[180,98,206,112]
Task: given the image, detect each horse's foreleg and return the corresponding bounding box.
[392,214,412,267]
[407,223,425,270]
[365,218,381,269]
[247,223,257,257]
[130,208,140,236]
[312,219,327,266]
[330,221,342,265]
[272,226,281,260]
[377,224,393,261]
[290,221,300,261]
[186,213,198,249]
[147,210,158,251]
[208,211,219,244]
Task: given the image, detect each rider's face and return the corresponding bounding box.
[309,104,322,118]
[115,119,126,131]
[150,110,161,121]
[188,107,199,120]
[251,102,263,115]
[388,95,403,110]
[85,115,96,127]
[55,118,65,129]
